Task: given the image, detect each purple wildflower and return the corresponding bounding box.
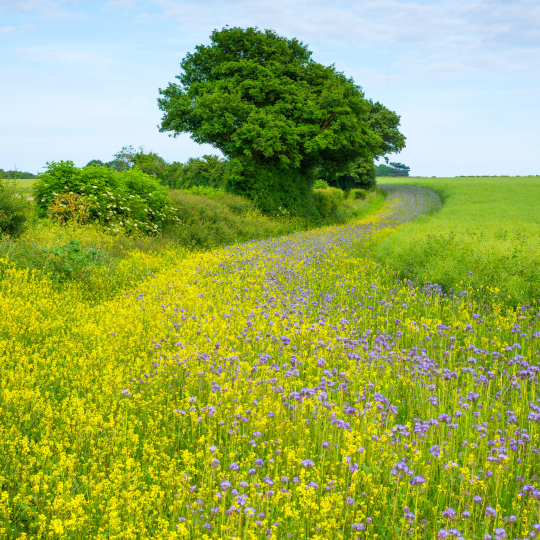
[442,508,457,519]
[485,506,496,517]
[221,480,231,492]
[411,475,426,486]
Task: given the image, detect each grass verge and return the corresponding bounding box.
[0,184,387,300]
[375,176,540,306]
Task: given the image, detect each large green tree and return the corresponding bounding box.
[157,26,381,214]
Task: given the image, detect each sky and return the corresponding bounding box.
[1,0,539,177]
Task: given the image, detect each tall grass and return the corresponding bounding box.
[375,176,540,306]
[167,190,304,248]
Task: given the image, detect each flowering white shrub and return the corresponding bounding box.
[35,160,179,234]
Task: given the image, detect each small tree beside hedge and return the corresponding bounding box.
[312,187,345,219]
[34,161,175,234]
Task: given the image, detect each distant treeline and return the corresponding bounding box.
[457,175,540,178]
[0,170,39,179]
[374,163,410,177]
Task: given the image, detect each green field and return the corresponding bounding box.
[376,176,540,306]
[15,178,36,189]
[7,177,36,193]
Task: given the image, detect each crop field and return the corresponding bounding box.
[11,178,35,192]
[376,176,540,307]
[1,183,540,540]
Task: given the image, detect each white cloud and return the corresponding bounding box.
[15,43,123,65]
[1,0,539,174]
[147,0,540,80]
[106,0,137,8]
[0,0,87,19]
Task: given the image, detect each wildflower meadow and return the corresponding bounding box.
[1,185,539,540]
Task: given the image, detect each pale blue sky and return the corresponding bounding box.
[1,0,539,176]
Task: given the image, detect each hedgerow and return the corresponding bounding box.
[34,161,176,234]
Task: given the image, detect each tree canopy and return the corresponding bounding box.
[366,101,406,160]
[326,100,406,190]
[158,27,384,214]
[159,155,229,190]
[132,150,168,178]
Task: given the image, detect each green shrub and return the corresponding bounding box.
[313,179,330,189]
[34,161,174,234]
[312,187,345,219]
[0,183,388,296]
[348,188,367,200]
[0,172,31,238]
[0,231,115,285]
[41,239,112,283]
